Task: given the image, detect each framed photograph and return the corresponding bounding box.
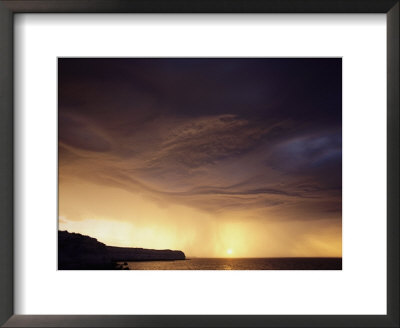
[0,0,398,327]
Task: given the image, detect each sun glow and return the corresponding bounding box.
[227,249,233,255]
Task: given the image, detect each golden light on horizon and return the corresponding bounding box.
[58,176,342,259]
[58,178,342,258]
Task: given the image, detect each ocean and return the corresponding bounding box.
[119,257,342,270]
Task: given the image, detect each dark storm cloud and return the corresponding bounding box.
[58,58,341,219]
[59,112,111,152]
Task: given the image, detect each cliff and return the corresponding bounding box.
[58,230,113,270]
[58,230,185,270]
[107,246,185,261]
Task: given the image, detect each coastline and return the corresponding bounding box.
[58,230,186,270]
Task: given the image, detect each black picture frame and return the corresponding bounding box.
[0,1,398,327]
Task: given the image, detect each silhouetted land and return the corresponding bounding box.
[58,230,185,270]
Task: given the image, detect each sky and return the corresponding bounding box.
[58,58,342,258]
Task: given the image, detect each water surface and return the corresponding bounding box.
[120,257,342,270]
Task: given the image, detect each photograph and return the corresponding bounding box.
[58,58,342,270]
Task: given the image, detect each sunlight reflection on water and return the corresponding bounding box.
[120,257,342,270]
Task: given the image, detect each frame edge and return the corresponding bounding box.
[387,2,400,326]
[0,1,14,327]
[1,0,399,327]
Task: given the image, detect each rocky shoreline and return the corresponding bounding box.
[58,230,185,270]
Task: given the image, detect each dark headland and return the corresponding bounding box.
[58,230,186,270]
